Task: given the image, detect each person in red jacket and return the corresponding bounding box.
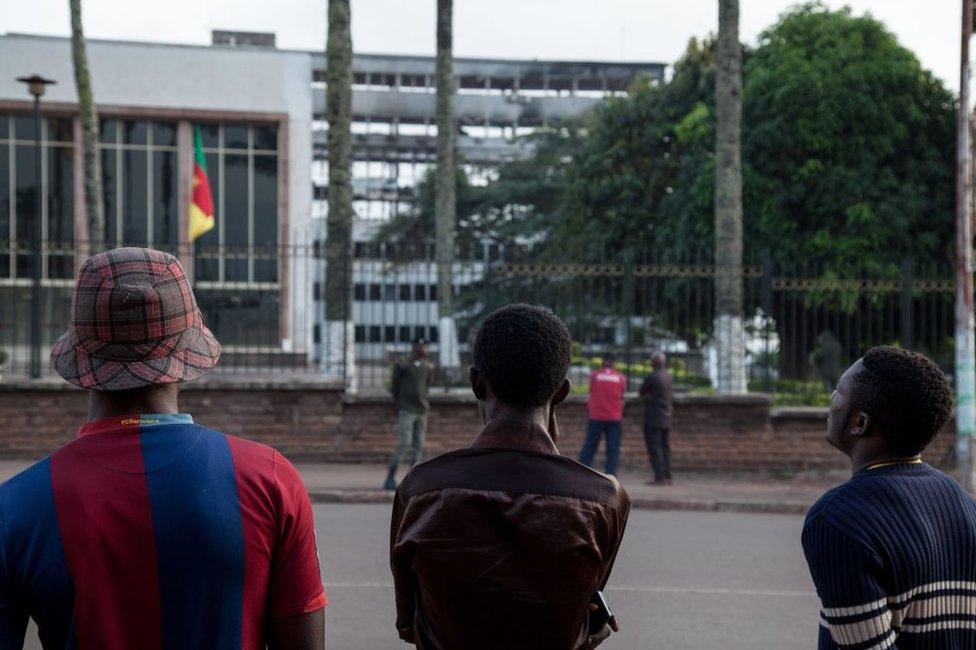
[578,353,628,476]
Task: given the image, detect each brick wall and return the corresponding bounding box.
[0,381,957,473]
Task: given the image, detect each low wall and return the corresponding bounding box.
[0,380,957,473]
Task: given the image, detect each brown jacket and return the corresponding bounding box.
[390,417,631,649]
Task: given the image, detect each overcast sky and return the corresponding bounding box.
[1,0,962,91]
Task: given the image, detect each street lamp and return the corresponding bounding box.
[16,74,55,380]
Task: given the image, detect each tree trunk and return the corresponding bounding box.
[435,0,460,370]
[69,0,104,254]
[324,0,356,389]
[713,0,747,393]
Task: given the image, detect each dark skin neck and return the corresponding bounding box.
[849,447,920,473]
[88,384,181,422]
[480,399,551,432]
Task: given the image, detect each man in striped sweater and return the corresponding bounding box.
[802,346,976,649]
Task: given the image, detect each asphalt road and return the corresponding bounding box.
[23,505,821,649]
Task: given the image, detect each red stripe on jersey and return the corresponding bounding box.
[51,433,163,649]
[226,435,277,649]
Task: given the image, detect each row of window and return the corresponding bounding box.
[313,281,440,303]
[310,68,649,94]
[311,323,440,346]
[355,282,437,302]
[0,115,280,284]
[355,325,438,345]
[98,120,277,152]
[0,116,75,280]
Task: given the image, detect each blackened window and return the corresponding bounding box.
[191,122,280,286]
[100,118,178,253]
[0,114,75,280]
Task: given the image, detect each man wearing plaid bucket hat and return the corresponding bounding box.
[0,248,326,649]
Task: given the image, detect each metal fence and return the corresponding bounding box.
[0,241,958,396]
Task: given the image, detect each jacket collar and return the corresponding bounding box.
[471,417,559,455]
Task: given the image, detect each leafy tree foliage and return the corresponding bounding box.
[558,3,955,270]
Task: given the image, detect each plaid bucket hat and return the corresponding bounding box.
[51,247,221,391]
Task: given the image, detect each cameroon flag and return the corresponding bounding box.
[189,126,215,242]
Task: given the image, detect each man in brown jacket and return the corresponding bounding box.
[390,304,631,649]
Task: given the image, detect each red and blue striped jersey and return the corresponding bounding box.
[0,414,327,649]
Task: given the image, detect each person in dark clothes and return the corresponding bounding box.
[639,352,674,485]
[390,304,630,649]
[814,330,842,392]
[384,337,433,491]
[802,346,976,650]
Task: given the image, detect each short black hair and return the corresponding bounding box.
[603,353,616,365]
[852,346,953,455]
[473,303,572,408]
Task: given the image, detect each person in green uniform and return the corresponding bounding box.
[384,337,434,490]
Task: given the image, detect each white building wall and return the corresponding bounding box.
[0,33,314,353]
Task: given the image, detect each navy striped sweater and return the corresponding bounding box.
[802,462,976,649]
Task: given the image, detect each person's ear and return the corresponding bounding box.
[551,378,571,407]
[469,366,487,401]
[849,411,871,437]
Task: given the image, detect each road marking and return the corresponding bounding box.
[326,581,816,598]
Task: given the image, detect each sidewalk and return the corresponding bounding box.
[0,460,843,514]
[293,463,844,514]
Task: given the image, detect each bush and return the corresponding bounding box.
[750,378,832,407]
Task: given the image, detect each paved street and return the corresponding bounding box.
[23,504,820,649]
[319,504,819,649]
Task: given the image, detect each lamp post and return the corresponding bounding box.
[16,74,55,380]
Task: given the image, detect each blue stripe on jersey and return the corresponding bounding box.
[141,425,245,650]
[0,458,77,649]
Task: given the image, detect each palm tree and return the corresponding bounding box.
[714,0,746,393]
[69,0,104,253]
[324,0,356,388]
[435,0,460,372]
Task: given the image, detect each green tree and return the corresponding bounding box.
[559,4,955,270]
[69,0,104,253]
[556,41,719,261]
[376,126,585,257]
[742,4,955,270]
[324,0,355,385]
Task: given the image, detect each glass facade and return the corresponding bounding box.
[192,122,281,347]
[0,113,75,358]
[0,113,75,280]
[193,122,279,285]
[100,119,179,252]
[0,113,284,367]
